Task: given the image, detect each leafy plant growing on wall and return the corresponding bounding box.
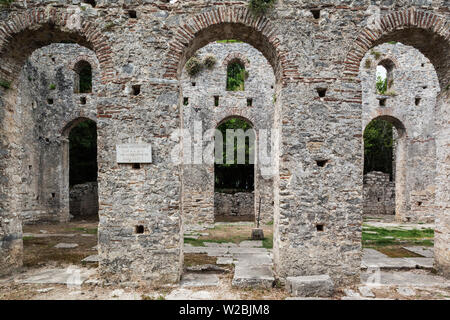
[0,79,11,89]
[248,0,276,16]
[203,55,217,70]
[185,56,203,77]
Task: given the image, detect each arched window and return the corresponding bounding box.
[74,60,92,94]
[226,60,247,91]
[376,59,395,94]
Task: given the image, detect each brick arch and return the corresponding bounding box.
[344,8,450,88]
[222,52,250,69]
[0,8,114,85]
[163,7,293,85]
[69,55,99,72]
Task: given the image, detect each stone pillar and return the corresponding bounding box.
[434,92,450,277]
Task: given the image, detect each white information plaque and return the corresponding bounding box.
[116,144,152,163]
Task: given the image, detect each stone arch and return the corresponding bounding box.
[163,7,292,85]
[0,8,110,276]
[343,8,449,87]
[346,8,449,276]
[0,8,114,86]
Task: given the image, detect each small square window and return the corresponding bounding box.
[80,97,87,104]
[183,97,189,106]
[135,225,144,234]
[132,85,141,96]
[316,224,324,232]
[128,10,137,19]
[247,98,253,106]
[214,96,220,107]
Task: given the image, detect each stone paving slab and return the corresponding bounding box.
[180,273,220,288]
[54,243,79,249]
[82,255,99,263]
[239,240,263,248]
[216,257,233,265]
[360,271,450,288]
[363,248,388,259]
[362,257,417,269]
[233,254,272,266]
[23,233,76,238]
[232,265,274,289]
[166,288,213,300]
[19,268,96,285]
[403,246,434,258]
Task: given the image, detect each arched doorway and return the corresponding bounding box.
[214,117,255,222]
[0,10,110,276]
[363,116,407,220]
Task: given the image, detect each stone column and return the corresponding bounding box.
[434,92,450,277]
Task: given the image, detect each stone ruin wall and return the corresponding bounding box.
[16,43,99,224]
[363,171,395,216]
[360,42,439,223]
[214,192,254,219]
[180,42,275,226]
[0,1,448,284]
[69,182,99,219]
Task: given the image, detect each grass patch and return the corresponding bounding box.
[363,225,434,247]
[262,235,273,249]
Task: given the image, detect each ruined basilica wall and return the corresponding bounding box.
[17,43,99,224]
[360,42,439,223]
[180,42,275,226]
[0,1,448,284]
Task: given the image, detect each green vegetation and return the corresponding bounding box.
[103,22,116,32]
[185,56,203,76]
[0,0,14,8]
[371,50,382,60]
[185,54,217,76]
[364,119,393,176]
[0,79,11,89]
[364,59,372,69]
[362,225,434,247]
[248,0,276,16]
[216,39,243,43]
[376,76,387,94]
[215,118,254,191]
[226,61,247,91]
[69,120,97,186]
[49,83,56,90]
[203,55,217,70]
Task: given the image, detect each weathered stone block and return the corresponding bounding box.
[286,275,334,297]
